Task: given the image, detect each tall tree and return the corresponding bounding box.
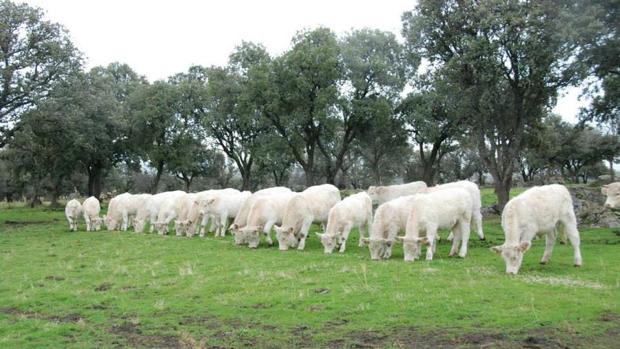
[403,0,585,209]
[0,0,81,144]
[317,29,406,183]
[397,72,464,185]
[203,42,272,190]
[264,28,342,186]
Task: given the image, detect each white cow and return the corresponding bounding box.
[602,182,620,209]
[367,181,427,205]
[427,181,484,240]
[361,195,419,260]
[198,190,251,237]
[154,191,188,235]
[185,189,240,237]
[65,199,82,231]
[239,191,297,248]
[317,191,373,254]
[174,193,198,236]
[82,196,102,231]
[133,191,185,233]
[274,184,341,251]
[396,188,472,261]
[105,192,132,230]
[491,184,582,275]
[230,187,292,244]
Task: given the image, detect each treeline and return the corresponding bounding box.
[0,0,618,209]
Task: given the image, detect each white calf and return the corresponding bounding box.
[82,196,102,231]
[65,199,82,231]
[491,184,582,275]
[396,188,472,261]
[317,191,372,254]
[275,184,341,251]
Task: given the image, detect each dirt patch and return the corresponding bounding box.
[4,219,59,225]
[45,275,65,281]
[110,321,179,348]
[0,307,83,324]
[95,282,113,292]
[314,287,331,294]
[598,312,619,322]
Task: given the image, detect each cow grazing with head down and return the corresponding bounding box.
[491,184,582,275]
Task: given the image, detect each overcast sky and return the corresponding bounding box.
[22,0,588,122]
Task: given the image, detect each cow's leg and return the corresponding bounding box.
[449,224,461,257]
[85,216,91,231]
[458,219,471,258]
[446,231,454,241]
[219,214,229,237]
[474,211,484,240]
[540,230,556,264]
[199,215,209,237]
[425,226,438,261]
[297,220,313,250]
[339,223,354,253]
[564,221,582,267]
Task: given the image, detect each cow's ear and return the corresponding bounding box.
[518,241,531,252]
[602,185,608,195]
[490,246,503,255]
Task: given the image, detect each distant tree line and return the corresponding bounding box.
[0,0,618,209]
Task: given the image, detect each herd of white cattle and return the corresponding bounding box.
[64,180,620,275]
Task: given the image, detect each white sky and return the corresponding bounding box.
[21,0,586,123]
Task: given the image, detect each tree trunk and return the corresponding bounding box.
[609,158,615,181]
[151,161,164,194]
[421,163,437,186]
[494,176,512,211]
[241,172,251,191]
[92,166,103,200]
[29,180,42,208]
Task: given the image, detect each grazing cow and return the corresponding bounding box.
[317,191,373,254]
[133,191,185,233]
[230,187,292,244]
[275,184,341,251]
[174,193,198,236]
[396,188,472,261]
[198,191,251,237]
[186,189,240,237]
[105,192,132,230]
[65,199,82,231]
[239,191,297,248]
[427,181,484,240]
[82,196,102,231]
[367,181,427,205]
[602,182,620,209]
[154,191,188,235]
[360,195,419,260]
[491,184,582,275]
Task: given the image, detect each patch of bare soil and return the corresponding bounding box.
[110,321,179,348]
[95,282,113,292]
[4,219,59,225]
[0,307,83,324]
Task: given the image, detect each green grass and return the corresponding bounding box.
[480,187,527,206]
[1,202,619,348]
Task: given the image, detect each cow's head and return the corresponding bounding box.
[275,225,297,250]
[361,237,392,260]
[491,241,531,275]
[395,236,429,261]
[316,232,339,254]
[240,225,263,248]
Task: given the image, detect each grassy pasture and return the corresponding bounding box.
[0,197,619,348]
